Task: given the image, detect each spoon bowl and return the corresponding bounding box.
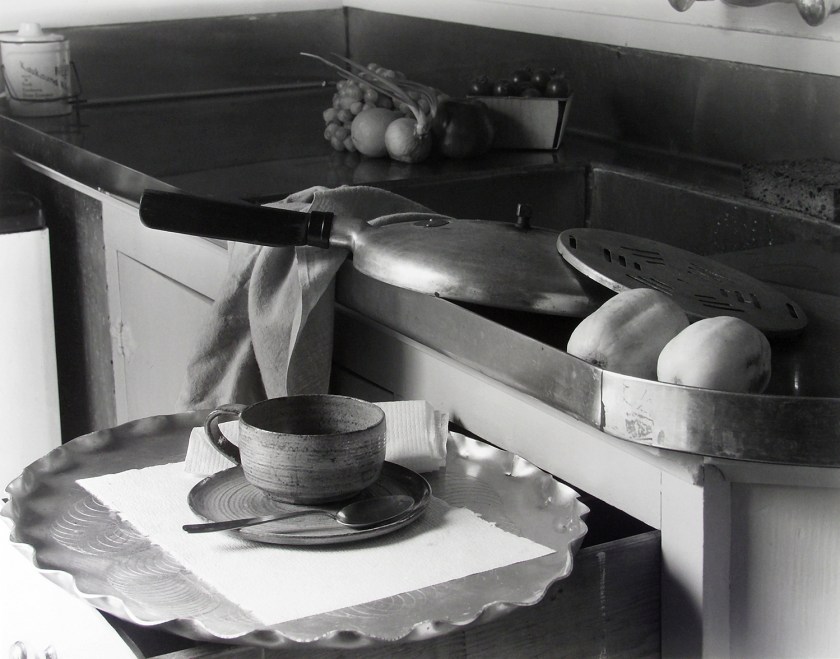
[183,494,416,534]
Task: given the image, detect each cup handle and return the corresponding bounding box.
[204,403,247,464]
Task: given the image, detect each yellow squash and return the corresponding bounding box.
[657,316,772,393]
[566,288,689,379]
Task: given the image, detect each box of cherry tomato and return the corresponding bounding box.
[467,69,573,151]
[474,95,572,151]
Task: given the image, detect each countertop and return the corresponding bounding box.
[0,87,745,205]
[3,84,840,399]
[4,87,840,402]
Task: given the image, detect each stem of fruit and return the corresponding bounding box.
[301,52,431,135]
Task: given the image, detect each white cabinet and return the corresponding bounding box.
[0,222,61,488]
[332,300,840,659]
[101,197,227,422]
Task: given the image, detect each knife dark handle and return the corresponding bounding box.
[138,189,334,248]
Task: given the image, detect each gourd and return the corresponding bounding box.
[566,288,689,379]
[657,316,772,393]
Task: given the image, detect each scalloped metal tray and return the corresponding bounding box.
[1,412,588,650]
[335,266,840,467]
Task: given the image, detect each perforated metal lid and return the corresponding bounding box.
[557,228,807,336]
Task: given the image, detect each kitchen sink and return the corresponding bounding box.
[337,161,840,466]
[380,161,840,395]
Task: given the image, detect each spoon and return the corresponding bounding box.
[183,494,416,534]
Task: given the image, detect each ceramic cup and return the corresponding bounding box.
[204,394,387,504]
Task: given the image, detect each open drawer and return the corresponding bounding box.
[113,538,660,658]
[108,484,660,659]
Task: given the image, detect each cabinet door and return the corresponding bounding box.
[102,199,228,422]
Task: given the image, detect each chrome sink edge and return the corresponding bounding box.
[336,265,840,468]
[334,264,603,429]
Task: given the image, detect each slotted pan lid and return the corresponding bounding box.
[557,228,807,336]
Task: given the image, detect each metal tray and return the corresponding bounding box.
[335,266,840,467]
[1,412,588,650]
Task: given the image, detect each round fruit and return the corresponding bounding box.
[468,75,493,96]
[350,108,401,158]
[493,79,516,96]
[519,84,542,97]
[531,69,553,91]
[657,316,771,393]
[567,288,689,379]
[511,68,532,84]
[545,75,571,98]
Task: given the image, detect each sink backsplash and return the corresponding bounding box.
[47,8,840,172]
[55,10,347,102]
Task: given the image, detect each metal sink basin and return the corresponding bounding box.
[381,162,840,395]
[338,162,840,466]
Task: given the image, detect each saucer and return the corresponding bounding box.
[187,462,431,545]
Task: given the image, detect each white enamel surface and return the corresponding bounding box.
[348,0,840,76]
[0,229,60,490]
[0,1,341,31]
[2,1,838,75]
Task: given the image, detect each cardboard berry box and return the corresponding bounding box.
[473,94,573,151]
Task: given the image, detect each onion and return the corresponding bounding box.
[385,117,433,163]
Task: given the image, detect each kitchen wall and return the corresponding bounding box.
[346,9,840,166]
[11,10,349,101]
[0,0,340,30]
[347,0,840,77]
[4,1,838,77]
[4,2,838,165]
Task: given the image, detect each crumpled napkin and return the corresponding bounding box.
[184,399,449,475]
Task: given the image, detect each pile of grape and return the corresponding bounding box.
[322,65,403,153]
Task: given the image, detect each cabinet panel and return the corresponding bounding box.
[115,253,214,420]
[102,198,227,422]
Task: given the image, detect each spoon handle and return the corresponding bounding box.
[183,509,332,533]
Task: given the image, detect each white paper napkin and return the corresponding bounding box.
[184,400,449,475]
[378,400,448,473]
[77,462,554,627]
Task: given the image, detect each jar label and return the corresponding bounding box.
[2,45,71,101]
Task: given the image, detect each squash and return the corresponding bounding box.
[657,316,771,393]
[566,288,689,379]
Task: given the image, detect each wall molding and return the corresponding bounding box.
[0,0,341,31]
[345,0,840,76]
[5,0,839,76]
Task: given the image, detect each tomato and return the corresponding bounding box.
[531,69,553,91]
[467,75,494,96]
[511,69,532,85]
[545,75,571,98]
[493,79,516,96]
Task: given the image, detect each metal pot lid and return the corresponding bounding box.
[557,228,808,336]
[353,216,607,317]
